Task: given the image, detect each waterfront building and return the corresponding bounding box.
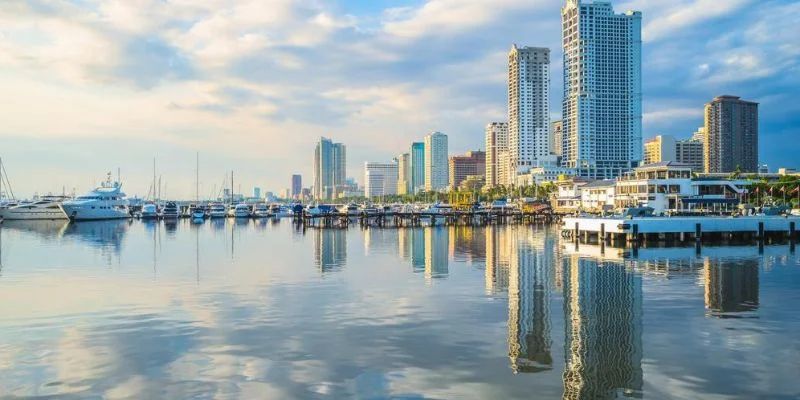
[485,122,509,189]
[291,174,302,198]
[364,161,399,199]
[449,151,486,190]
[676,137,704,173]
[551,120,563,157]
[313,137,346,200]
[424,132,449,191]
[508,45,553,178]
[516,165,578,186]
[561,0,643,179]
[553,176,591,213]
[704,95,759,173]
[497,151,512,187]
[410,142,425,194]
[398,153,411,195]
[579,180,616,212]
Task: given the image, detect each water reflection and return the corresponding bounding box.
[0,220,70,241]
[425,227,449,281]
[62,220,130,255]
[313,229,347,273]
[704,259,760,316]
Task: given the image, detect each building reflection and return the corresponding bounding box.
[449,226,486,263]
[508,227,554,373]
[399,228,426,273]
[313,229,347,273]
[424,227,449,281]
[485,226,511,294]
[562,255,644,399]
[704,258,760,316]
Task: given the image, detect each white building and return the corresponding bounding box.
[579,180,616,212]
[561,0,643,179]
[508,45,552,180]
[516,165,577,186]
[424,132,449,191]
[364,161,399,198]
[485,122,509,189]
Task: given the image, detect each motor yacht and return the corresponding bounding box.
[162,202,180,219]
[140,202,159,220]
[208,203,227,218]
[253,203,270,218]
[422,202,454,215]
[60,175,131,221]
[192,205,208,220]
[0,195,69,220]
[339,203,360,216]
[232,203,252,218]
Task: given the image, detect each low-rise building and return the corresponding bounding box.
[516,165,577,186]
[552,176,590,213]
[580,180,616,212]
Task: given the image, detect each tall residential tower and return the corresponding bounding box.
[410,142,425,194]
[424,132,449,191]
[561,0,642,179]
[313,137,346,200]
[704,95,759,173]
[485,122,509,188]
[508,45,552,179]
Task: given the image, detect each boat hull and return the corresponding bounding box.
[61,205,131,221]
[0,208,68,220]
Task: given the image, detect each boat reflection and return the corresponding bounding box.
[0,220,70,241]
[61,220,130,255]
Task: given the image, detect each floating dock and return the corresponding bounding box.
[563,216,800,244]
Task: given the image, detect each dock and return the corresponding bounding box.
[297,210,560,228]
[563,215,800,245]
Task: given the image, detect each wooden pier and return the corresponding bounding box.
[295,210,560,229]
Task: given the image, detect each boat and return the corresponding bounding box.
[140,202,159,220]
[0,195,69,220]
[232,203,252,218]
[360,204,380,216]
[253,203,270,218]
[192,205,207,220]
[339,203,360,216]
[268,204,283,218]
[60,174,131,221]
[422,202,454,216]
[161,202,180,219]
[208,203,227,219]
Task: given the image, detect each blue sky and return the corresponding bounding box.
[1,0,798,199]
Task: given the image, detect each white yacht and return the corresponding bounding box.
[0,196,69,220]
[162,202,180,219]
[232,203,252,218]
[60,176,131,221]
[208,203,227,219]
[140,203,159,220]
[253,203,270,218]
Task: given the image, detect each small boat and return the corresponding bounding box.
[422,202,454,216]
[339,203,360,216]
[60,174,131,221]
[268,204,282,218]
[232,203,251,218]
[208,203,227,219]
[361,204,380,216]
[253,203,269,218]
[162,202,180,219]
[140,202,159,220]
[192,205,207,220]
[0,195,69,220]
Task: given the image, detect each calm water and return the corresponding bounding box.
[0,219,799,399]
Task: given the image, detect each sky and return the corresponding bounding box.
[0,0,798,199]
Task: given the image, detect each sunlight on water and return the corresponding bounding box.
[0,220,798,399]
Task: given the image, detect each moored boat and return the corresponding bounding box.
[60,174,131,221]
[0,195,69,220]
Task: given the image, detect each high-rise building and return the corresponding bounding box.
[364,161,399,198]
[449,151,486,190]
[253,187,262,199]
[291,174,302,198]
[676,137,704,173]
[398,153,410,195]
[424,132,449,191]
[410,142,425,194]
[550,120,563,157]
[508,45,552,177]
[561,0,643,179]
[485,122,509,189]
[313,137,346,200]
[704,95,759,173]
[643,135,677,165]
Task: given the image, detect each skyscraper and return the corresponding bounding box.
[485,122,509,189]
[398,153,410,195]
[364,161,399,198]
[561,0,643,179]
[550,120,563,157]
[508,45,552,180]
[313,137,346,200]
[704,95,759,173]
[410,142,425,194]
[424,132,449,191]
[291,174,302,199]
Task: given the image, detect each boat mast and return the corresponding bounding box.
[231,170,234,205]
[153,158,156,202]
[196,152,200,203]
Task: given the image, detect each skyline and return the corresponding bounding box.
[1,0,798,198]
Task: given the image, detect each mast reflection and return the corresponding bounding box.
[313,229,347,273]
[562,255,644,399]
